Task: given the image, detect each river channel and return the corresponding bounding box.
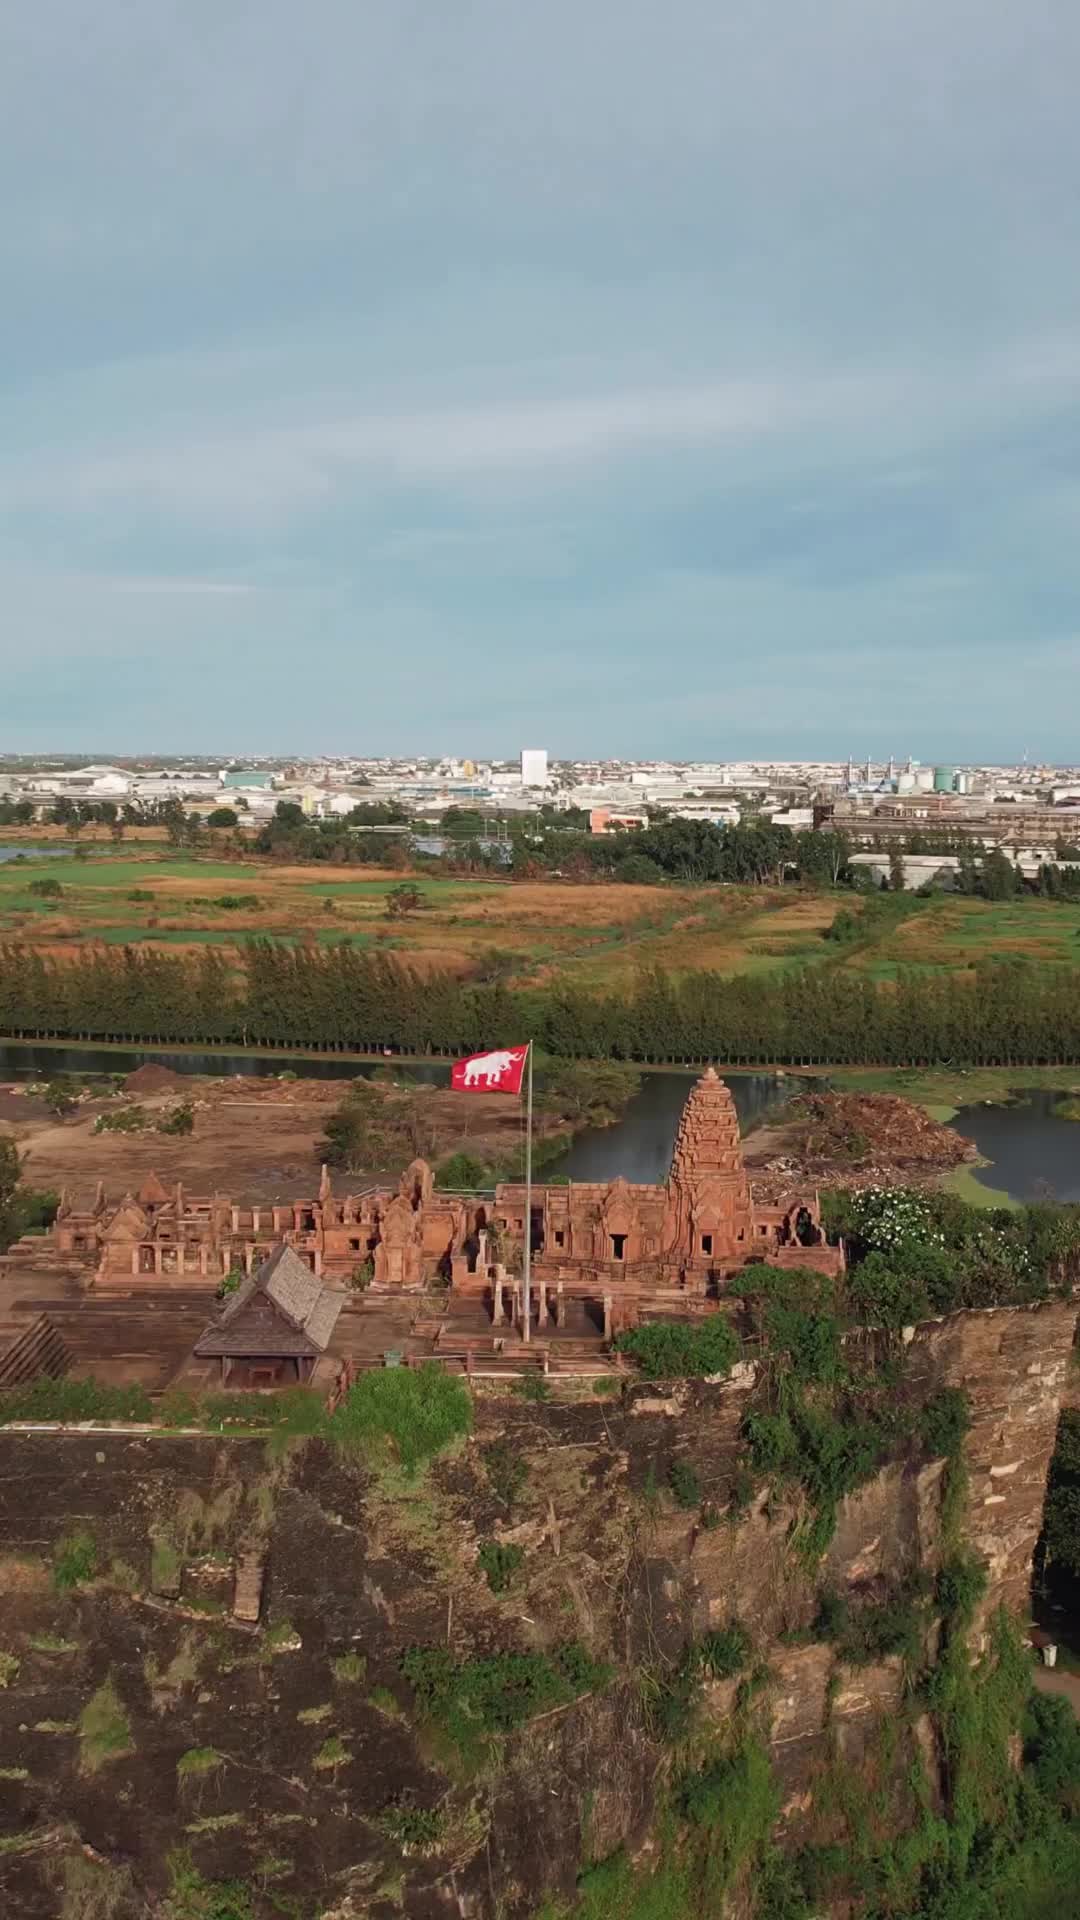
[0,1033,1076,1203]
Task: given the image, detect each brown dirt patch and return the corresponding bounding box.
[0,1554,50,1594]
[6,1075,541,1207]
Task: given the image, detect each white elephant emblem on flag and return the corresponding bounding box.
[451,1045,529,1093]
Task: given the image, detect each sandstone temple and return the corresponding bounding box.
[0,1071,840,1389]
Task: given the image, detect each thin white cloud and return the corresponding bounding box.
[5,343,1076,529]
[105,576,256,597]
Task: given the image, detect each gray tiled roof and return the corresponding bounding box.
[194,1242,344,1360]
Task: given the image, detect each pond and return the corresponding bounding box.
[950,1092,1080,1205]
[0,844,68,865]
[0,1045,791,1180]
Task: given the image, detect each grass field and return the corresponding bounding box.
[3,847,1080,993]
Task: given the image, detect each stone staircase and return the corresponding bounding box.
[233,1552,265,1624]
[0,1313,71,1390]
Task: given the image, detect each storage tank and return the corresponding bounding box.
[933,765,956,793]
[896,771,917,793]
[914,768,935,792]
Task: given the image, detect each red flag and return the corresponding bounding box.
[451,1045,529,1094]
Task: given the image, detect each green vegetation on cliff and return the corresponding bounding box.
[401,1642,611,1771]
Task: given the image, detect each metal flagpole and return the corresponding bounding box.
[522,1042,532,1344]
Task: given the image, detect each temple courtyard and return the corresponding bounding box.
[0,1070,839,1396]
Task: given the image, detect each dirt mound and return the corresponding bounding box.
[751,1090,973,1200]
[123,1063,186,1094]
[796,1092,971,1170]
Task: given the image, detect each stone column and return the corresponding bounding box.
[476,1229,488,1274]
[231,1207,240,1233]
[556,1281,566,1328]
[252,1208,260,1234]
[131,1247,139,1276]
[154,1245,163,1274]
[492,1274,504,1324]
[602,1291,613,1341]
[536,1277,547,1327]
[200,1244,208,1278]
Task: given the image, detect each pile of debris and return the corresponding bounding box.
[123,1063,187,1095]
[752,1091,974,1199]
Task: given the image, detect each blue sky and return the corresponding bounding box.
[4,0,1080,760]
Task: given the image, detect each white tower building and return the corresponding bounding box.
[520,748,549,788]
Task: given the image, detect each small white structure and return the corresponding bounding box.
[520,748,549,789]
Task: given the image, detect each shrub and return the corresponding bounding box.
[1023,1691,1080,1800]
[331,1651,366,1684]
[401,1642,609,1763]
[376,1800,445,1852]
[677,1733,780,1888]
[844,1248,935,1328]
[813,1577,929,1667]
[742,1395,894,1558]
[28,877,62,897]
[43,1081,78,1118]
[811,1586,850,1642]
[693,1622,752,1679]
[763,1301,843,1385]
[166,1851,255,1920]
[78,1675,132,1772]
[177,1747,224,1780]
[919,1387,971,1461]
[482,1441,528,1506]
[935,1552,988,1628]
[93,1105,149,1135]
[53,1528,98,1589]
[312,1735,349,1773]
[158,1103,195,1136]
[613,853,666,885]
[615,1316,739,1380]
[0,1652,20,1688]
[478,1541,525,1592]
[743,1410,798,1476]
[436,1152,491,1189]
[667,1460,703,1510]
[329,1363,472,1475]
[515,1372,550,1402]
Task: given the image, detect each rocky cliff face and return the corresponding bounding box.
[0,1299,1075,1920]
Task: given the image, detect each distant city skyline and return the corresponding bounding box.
[4,2,1080,758]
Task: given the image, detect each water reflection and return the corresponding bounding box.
[546,1072,793,1184]
[951,1092,1080,1205]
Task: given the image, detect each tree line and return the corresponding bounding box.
[246,805,1080,897]
[3,941,1080,1064]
